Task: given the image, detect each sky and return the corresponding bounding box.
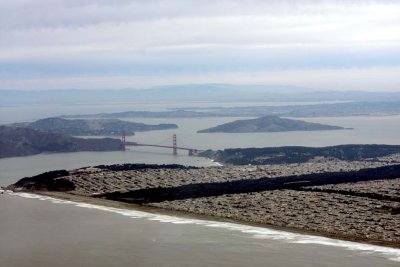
[0,0,399,91]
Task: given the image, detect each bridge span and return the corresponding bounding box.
[123,133,203,156]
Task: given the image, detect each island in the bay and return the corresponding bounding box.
[197,115,346,133]
[12,117,178,136]
[6,144,400,248]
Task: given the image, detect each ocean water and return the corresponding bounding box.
[1,103,400,266]
[0,191,399,267]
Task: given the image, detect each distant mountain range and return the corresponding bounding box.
[63,101,400,118]
[0,126,123,158]
[2,84,400,106]
[12,117,177,136]
[197,115,346,133]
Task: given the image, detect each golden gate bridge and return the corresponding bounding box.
[121,132,203,156]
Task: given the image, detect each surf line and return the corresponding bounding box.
[9,191,400,262]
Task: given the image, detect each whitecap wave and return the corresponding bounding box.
[8,191,400,262]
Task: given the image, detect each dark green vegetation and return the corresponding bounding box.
[0,126,123,158]
[197,115,345,133]
[100,165,400,204]
[304,188,400,203]
[7,164,195,191]
[10,162,400,204]
[7,170,74,192]
[200,144,400,165]
[13,117,177,136]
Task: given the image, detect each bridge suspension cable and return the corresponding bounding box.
[124,133,203,156]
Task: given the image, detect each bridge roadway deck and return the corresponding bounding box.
[126,142,203,152]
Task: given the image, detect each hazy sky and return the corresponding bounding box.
[0,0,399,91]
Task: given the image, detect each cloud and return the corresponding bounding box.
[1,1,398,30]
[0,0,399,90]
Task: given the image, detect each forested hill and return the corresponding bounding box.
[200,145,400,165]
[0,126,123,158]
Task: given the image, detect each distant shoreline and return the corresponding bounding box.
[59,101,400,119]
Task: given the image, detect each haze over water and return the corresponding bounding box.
[2,0,400,265]
[1,102,400,266]
[1,103,400,185]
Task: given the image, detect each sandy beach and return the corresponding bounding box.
[7,155,400,249]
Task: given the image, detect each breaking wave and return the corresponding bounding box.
[9,191,400,263]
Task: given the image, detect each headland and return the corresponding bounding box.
[6,145,400,248]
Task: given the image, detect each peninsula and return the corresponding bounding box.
[7,144,400,248]
[199,144,400,164]
[12,117,178,136]
[0,126,123,158]
[197,115,345,133]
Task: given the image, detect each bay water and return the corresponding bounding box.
[1,102,400,266]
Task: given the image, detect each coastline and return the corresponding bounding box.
[5,157,400,250]
[26,190,400,249]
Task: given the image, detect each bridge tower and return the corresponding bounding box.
[173,134,178,155]
[121,130,126,151]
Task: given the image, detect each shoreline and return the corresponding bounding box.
[25,190,400,250]
[6,159,400,250]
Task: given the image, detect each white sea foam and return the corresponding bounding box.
[210,159,223,166]
[9,191,400,262]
